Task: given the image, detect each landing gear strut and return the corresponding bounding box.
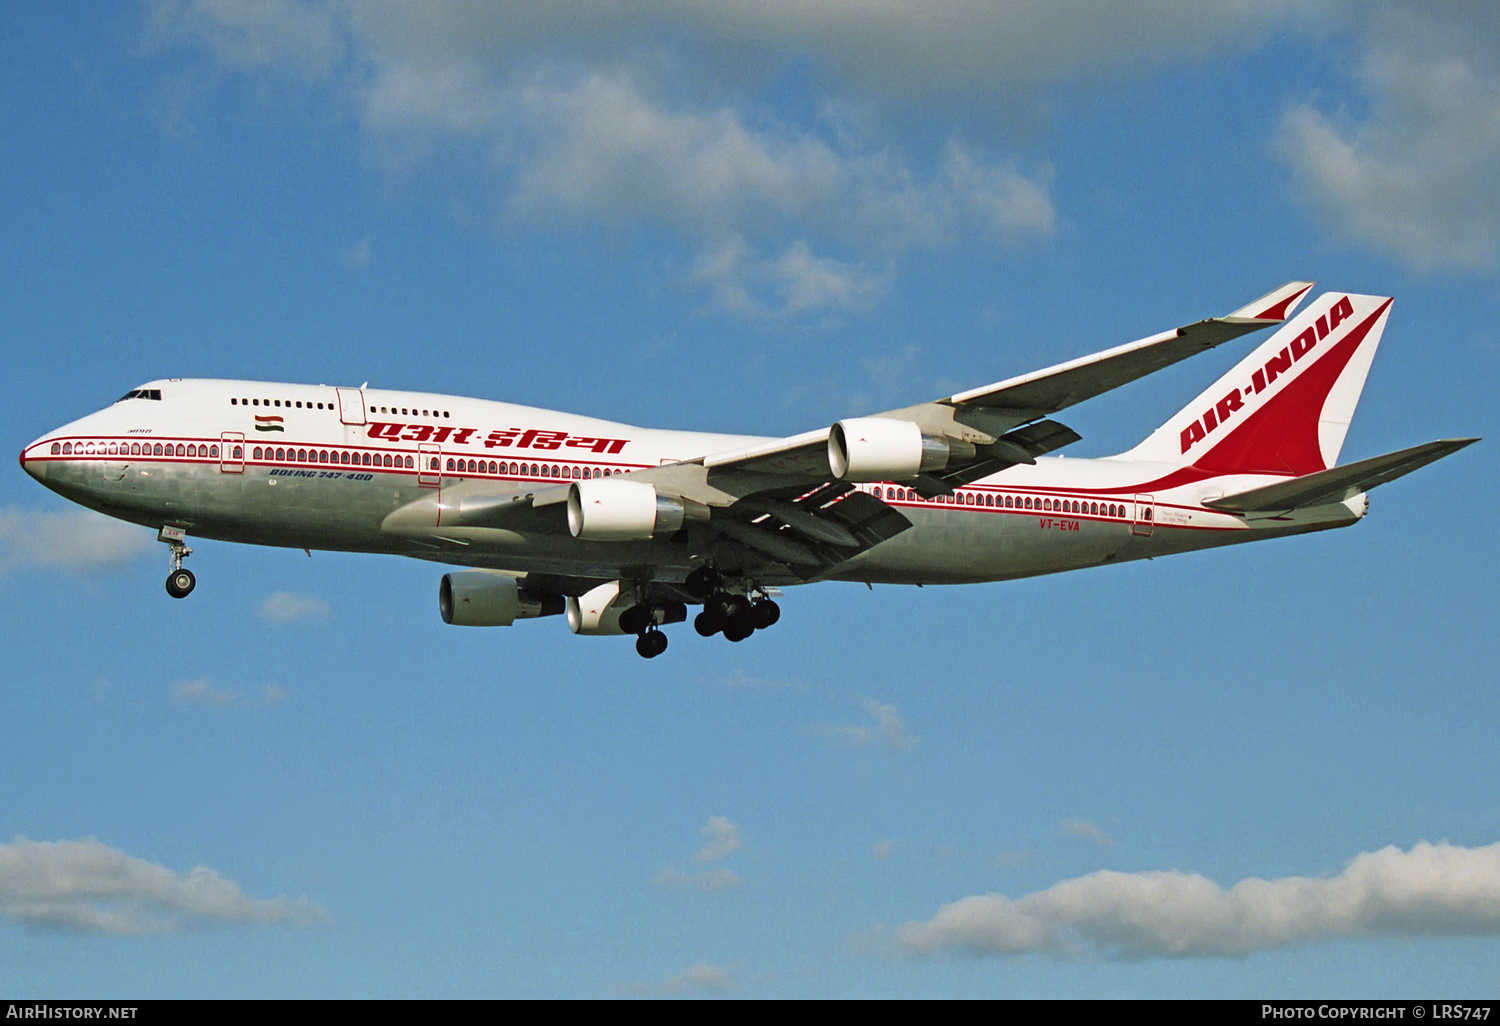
[684,565,721,600]
[160,526,195,599]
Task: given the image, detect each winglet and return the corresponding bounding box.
[1225,280,1315,323]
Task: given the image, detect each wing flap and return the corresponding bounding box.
[712,485,912,578]
[1203,438,1479,513]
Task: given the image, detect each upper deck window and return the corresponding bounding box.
[117,389,162,402]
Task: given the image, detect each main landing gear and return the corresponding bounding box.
[693,593,779,642]
[160,526,195,599]
[685,565,780,645]
[619,601,687,659]
[618,567,783,658]
[635,628,668,659]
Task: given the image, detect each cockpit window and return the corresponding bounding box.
[117,388,162,402]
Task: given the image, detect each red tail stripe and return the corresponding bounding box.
[1191,298,1390,477]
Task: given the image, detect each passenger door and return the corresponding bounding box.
[1132,494,1154,536]
[336,388,367,426]
[220,432,245,473]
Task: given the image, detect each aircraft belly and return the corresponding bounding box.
[836,501,1359,585]
[834,506,1131,584]
[46,461,421,551]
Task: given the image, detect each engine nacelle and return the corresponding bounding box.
[567,478,685,541]
[566,581,627,636]
[827,418,969,482]
[439,572,564,627]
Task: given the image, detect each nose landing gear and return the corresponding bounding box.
[160,526,195,599]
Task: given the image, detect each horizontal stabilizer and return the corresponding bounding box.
[1203,438,1479,513]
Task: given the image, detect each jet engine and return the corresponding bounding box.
[439,572,564,627]
[567,478,685,541]
[827,417,974,482]
[566,581,627,636]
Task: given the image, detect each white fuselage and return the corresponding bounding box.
[20,378,1363,588]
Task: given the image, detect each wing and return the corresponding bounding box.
[685,280,1315,492]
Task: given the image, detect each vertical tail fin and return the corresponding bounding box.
[1121,291,1393,475]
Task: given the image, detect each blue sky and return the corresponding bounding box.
[3,0,1498,998]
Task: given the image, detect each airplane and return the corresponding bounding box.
[19,282,1477,658]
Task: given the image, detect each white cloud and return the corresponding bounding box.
[692,237,891,317]
[172,677,239,707]
[325,1,1333,98]
[692,816,743,865]
[344,234,373,267]
[147,0,344,78]
[658,962,734,995]
[258,590,330,622]
[147,3,1059,316]
[942,143,1056,241]
[0,836,329,935]
[817,700,913,751]
[896,839,1500,960]
[0,508,153,576]
[658,816,745,892]
[389,66,1051,315]
[158,3,1500,294]
[171,677,285,708]
[1278,3,1500,271]
[614,961,737,996]
[504,70,850,233]
[1059,819,1115,848]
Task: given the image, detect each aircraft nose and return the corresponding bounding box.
[20,433,56,483]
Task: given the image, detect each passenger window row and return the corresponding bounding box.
[252,446,413,468]
[872,485,1128,518]
[373,405,450,418]
[445,458,612,480]
[53,440,218,458]
[230,398,453,418]
[50,440,626,479]
[233,398,331,410]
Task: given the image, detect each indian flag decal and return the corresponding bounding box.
[254,415,285,432]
